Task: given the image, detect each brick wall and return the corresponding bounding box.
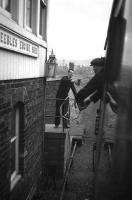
[44,78,72,180]
[0,78,45,200]
[44,132,66,178]
[45,78,61,124]
[44,130,71,179]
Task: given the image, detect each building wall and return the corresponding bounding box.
[0,0,48,81]
[44,131,66,178]
[0,77,45,200]
[0,0,48,199]
[0,46,46,80]
[44,129,71,179]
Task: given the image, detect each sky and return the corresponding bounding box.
[47,0,113,61]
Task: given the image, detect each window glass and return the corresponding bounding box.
[10,107,19,179]
[11,140,16,174]
[0,0,11,12]
[3,0,11,11]
[0,0,18,22]
[39,2,43,35]
[26,0,32,28]
[39,0,46,39]
[10,103,24,189]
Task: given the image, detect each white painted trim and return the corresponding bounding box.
[37,0,41,37]
[0,26,39,57]
[0,13,47,48]
[0,6,12,18]
[15,108,19,173]
[11,136,17,143]
[25,0,33,33]
[26,26,32,33]
[10,108,21,191]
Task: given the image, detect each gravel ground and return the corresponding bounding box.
[33,103,99,200]
[62,103,98,200]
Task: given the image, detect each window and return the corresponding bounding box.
[10,103,24,190]
[24,0,47,39]
[26,0,32,29]
[0,0,18,22]
[0,0,11,12]
[39,0,47,40]
[11,107,19,181]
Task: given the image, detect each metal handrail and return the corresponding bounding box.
[45,96,80,132]
[60,96,80,131]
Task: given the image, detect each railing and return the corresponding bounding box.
[45,96,80,132]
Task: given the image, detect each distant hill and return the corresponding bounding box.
[57,59,91,67]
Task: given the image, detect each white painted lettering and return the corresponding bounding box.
[0,29,38,57]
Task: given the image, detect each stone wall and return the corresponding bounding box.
[0,78,45,200]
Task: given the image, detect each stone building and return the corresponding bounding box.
[0,0,48,199]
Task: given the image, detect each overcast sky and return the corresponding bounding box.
[47,0,113,60]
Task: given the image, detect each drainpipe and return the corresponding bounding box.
[42,49,47,177]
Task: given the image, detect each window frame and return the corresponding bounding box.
[10,103,24,190]
[10,107,21,190]
[25,0,33,32]
[24,0,47,40]
[0,0,12,18]
[0,0,11,12]
[39,0,47,40]
[0,0,18,22]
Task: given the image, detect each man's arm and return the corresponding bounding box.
[89,89,103,103]
[76,69,105,104]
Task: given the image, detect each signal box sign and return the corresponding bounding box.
[0,27,38,57]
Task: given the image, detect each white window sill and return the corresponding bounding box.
[10,174,21,190]
[38,34,43,40]
[26,26,33,33]
[0,7,12,19]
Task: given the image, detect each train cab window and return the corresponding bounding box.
[39,0,47,40]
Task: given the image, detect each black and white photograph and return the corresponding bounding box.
[0,0,132,200]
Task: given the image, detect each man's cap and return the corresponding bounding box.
[90,57,105,67]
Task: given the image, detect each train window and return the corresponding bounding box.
[39,0,47,40]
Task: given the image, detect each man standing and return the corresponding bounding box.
[55,69,77,128]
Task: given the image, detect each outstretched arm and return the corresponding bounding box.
[76,69,105,104]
